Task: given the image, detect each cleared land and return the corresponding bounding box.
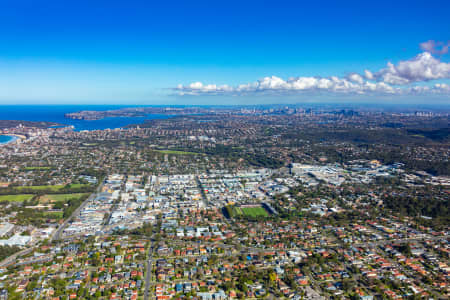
[0,194,34,202]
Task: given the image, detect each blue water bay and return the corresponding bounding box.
[0,105,171,131]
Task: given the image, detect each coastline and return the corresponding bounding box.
[0,106,174,131]
[0,134,24,145]
[7,134,26,139]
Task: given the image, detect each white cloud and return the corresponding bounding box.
[364,70,374,80]
[176,75,402,95]
[432,83,450,92]
[347,73,364,84]
[405,83,450,94]
[434,83,449,90]
[179,82,233,94]
[374,52,450,84]
[175,52,450,97]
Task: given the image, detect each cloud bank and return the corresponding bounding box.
[373,52,450,85]
[175,49,450,98]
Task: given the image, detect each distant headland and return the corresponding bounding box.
[0,120,59,129]
[64,107,209,120]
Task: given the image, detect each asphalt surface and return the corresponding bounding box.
[51,183,104,241]
[0,246,35,267]
[144,241,153,300]
[0,184,103,267]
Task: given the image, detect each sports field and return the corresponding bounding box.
[0,194,34,202]
[39,193,89,203]
[154,149,199,155]
[234,206,269,217]
[14,185,62,191]
[24,167,51,170]
[13,184,90,192]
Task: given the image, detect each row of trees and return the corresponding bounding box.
[0,245,21,261]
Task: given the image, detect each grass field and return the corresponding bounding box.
[233,206,269,217]
[43,211,64,219]
[233,207,243,216]
[67,184,89,188]
[0,194,34,202]
[24,167,51,170]
[39,193,89,203]
[14,184,90,192]
[14,185,64,192]
[154,149,199,155]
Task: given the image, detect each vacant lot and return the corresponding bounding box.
[0,194,34,202]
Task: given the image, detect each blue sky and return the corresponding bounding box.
[0,0,449,104]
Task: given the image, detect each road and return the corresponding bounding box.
[195,175,209,208]
[165,234,447,257]
[51,183,104,241]
[378,248,442,298]
[0,183,104,266]
[144,240,153,300]
[0,245,36,267]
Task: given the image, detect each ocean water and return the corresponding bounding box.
[0,105,172,131]
[0,135,17,144]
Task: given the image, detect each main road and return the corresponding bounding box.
[144,240,154,300]
[51,182,104,241]
[0,182,104,266]
[0,245,36,267]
